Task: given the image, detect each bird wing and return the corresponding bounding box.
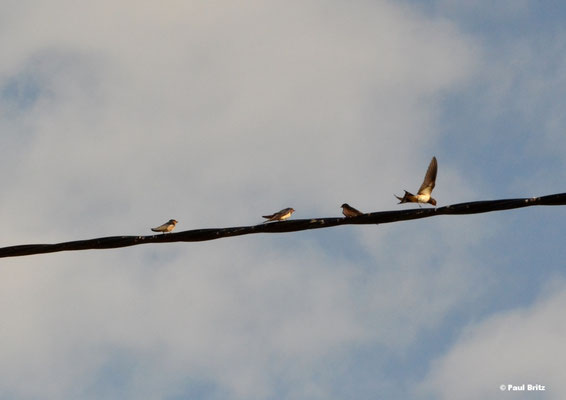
[263,208,293,221]
[152,221,172,231]
[417,157,437,196]
[348,205,363,215]
[263,210,283,219]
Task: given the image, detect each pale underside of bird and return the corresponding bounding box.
[341,203,364,217]
[262,207,295,222]
[395,156,438,206]
[151,219,178,233]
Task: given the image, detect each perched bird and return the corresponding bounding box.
[395,156,438,206]
[262,207,295,223]
[341,203,364,217]
[151,219,178,234]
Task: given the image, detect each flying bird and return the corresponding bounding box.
[151,219,178,233]
[395,156,438,206]
[341,203,364,217]
[262,207,295,223]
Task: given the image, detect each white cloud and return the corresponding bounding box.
[0,1,500,399]
[0,231,492,399]
[419,281,566,400]
[1,0,480,234]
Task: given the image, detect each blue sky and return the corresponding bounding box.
[1,1,565,399]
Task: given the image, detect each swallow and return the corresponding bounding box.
[341,203,364,217]
[262,207,295,223]
[395,156,438,206]
[151,219,178,233]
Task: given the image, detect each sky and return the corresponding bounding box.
[1,0,565,399]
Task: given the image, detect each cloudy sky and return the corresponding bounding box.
[1,1,565,399]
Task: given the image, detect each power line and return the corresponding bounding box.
[1,192,565,258]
